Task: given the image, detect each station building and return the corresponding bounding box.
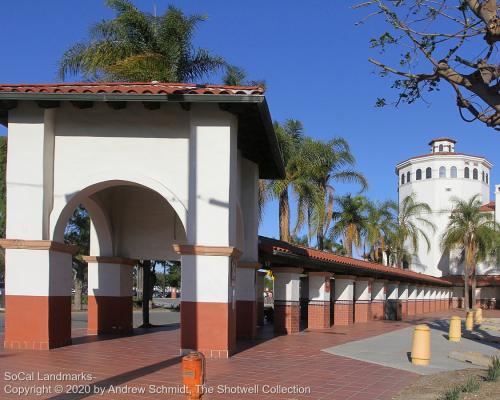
[0,82,453,357]
[396,138,500,308]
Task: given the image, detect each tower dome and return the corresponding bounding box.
[428,137,456,153]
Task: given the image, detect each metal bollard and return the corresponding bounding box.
[182,352,205,400]
[474,308,482,324]
[448,316,461,342]
[465,310,474,331]
[411,324,431,366]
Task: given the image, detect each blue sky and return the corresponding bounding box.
[0,0,498,241]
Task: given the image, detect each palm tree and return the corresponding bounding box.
[365,200,398,263]
[296,138,368,250]
[441,195,500,310]
[266,120,305,242]
[59,0,225,82]
[329,195,369,257]
[222,65,266,88]
[392,193,436,268]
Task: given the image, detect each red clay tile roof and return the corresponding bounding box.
[259,236,451,286]
[428,137,456,145]
[444,274,500,287]
[0,82,264,95]
[479,201,495,212]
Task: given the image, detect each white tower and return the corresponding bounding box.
[395,138,492,277]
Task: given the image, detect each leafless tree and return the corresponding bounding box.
[355,0,500,130]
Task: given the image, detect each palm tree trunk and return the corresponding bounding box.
[344,237,353,257]
[141,260,152,327]
[471,271,477,309]
[279,189,290,242]
[317,232,324,251]
[463,273,469,310]
[73,275,83,311]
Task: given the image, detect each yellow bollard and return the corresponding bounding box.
[411,324,431,366]
[448,316,461,342]
[474,308,482,324]
[465,310,474,331]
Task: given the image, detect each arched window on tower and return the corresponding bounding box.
[486,173,489,184]
[407,171,410,183]
[482,171,485,182]
[439,144,444,152]
[426,167,432,179]
[416,169,422,180]
[464,167,470,178]
[473,168,478,180]
[401,174,405,185]
[450,166,457,178]
[439,166,446,178]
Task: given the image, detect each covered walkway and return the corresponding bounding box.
[258,236,453,334]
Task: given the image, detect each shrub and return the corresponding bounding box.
[486,356,500,382]
[460,376,480,393]
[439,386,460,400]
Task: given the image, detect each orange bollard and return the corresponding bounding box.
[182,352,205,400]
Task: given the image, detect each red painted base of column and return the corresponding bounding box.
[401,301,408,319]
[407,300,416,316]
[256,300,264,327]
[308,301,330,329]
[371,301,385,320]
[354,301,370,323]
[236,300,257,340]
[416,300,424,314]
[333,301,354,325]
[431,300,436,312]
[424,300,431,313]
[4,295,71,350]
[274,301,300,334]
[87,296,133,335]
[181,301,236,358]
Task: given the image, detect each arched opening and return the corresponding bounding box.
[406,171,410,183]
[416,169,422,180]
[450,166,457,178]
[439,166,446,178]
[401,174,405,185]
[464,167,470,178]
[425,167,432,179]
[482,171,485,182]
[52,180,187,339]
[486,173,489,184]
[438,144,443,152]
[473,168,478,180]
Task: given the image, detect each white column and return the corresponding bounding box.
[235,263,259,340]
[308,272,332,329]
[354,278,372,323]
[416,285,425,314]
[387,281,400,300]
[371,279,387,320]
[273,267,303,334]
[424,286,431,313]
[333,275,355,325]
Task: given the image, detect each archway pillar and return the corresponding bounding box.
[176,246,238,359]
[307,272,332,329]
[333,275,355,325]
[398,283,409,319]
[84,256,134,335]
[273,267,303,334]
[354,278,372,323]
[424,287,431,313]
[235,262,260,340]
[0,240,76,350]
[371,280,387,320]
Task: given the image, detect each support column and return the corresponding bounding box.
[371,280,386,320]
[386,281,399,320]
[430,287,437,312]
[235,262,259,340]
[1,240,76,350]
[424,287,431,313]
[399,283,409,319]
[333,275,355,325]
[307,272,332,329]
[85,256,134,335]
[273,267,302,334]
[416,285,425,314]
[437,289,443,310]
[256,271,266,327]
[354,278,372,323]
[407,285,417,316]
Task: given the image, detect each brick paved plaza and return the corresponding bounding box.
[3,309,497,400]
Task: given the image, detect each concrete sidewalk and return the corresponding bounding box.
[323,317,500,375]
